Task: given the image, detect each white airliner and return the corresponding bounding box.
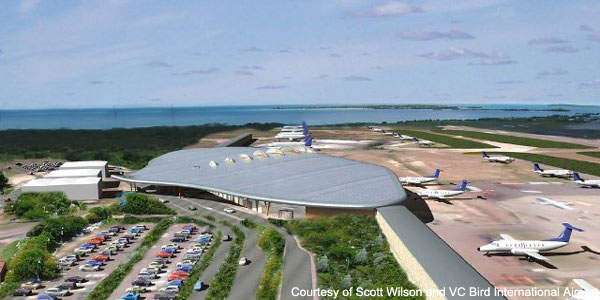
[535,197,573,210]
[416,180,468,199]
[477,223,583,261]
[275,123,309,140]
[266,135,313,148]
[399,169,441,186]
[398,134,414,141]
[482,152,514,163]
[533,163,573,178]
[368,126,383,132]
[412,137,435,147]
[570,279,600,300]
[573,172,600,188]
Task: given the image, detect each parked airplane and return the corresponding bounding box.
[399,169,441,186]
[573,172,600,188]
[477,223,583,261]
[533,163,573,178]
[535,197,573,210]
[482,152,514,163]
[275,123,309,140]
[417,180,468,199]
[267,135,313,148]
[570,279,600,300]
[368,126,383,132]
[398,134,414,141]
[413,137,435,147]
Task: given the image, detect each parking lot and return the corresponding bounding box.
[13,223,153,300]
[109,223,214,300]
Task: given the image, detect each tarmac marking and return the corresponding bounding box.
[528,182,550,185]
[520,190,543,193]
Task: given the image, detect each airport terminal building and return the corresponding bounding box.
[113,147,406,217]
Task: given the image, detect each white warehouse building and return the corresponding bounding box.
[60,161,109,178]
[21,177,101,201]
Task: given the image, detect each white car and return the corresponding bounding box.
[46,288,69,297]
[159,286,180,294]
[79,265,100,272]
[74,247,93,254]
[238,257,248,266]
[224,208,235,214]
[159,198,169,203]
[140,267,159,275]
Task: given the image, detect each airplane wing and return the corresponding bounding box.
[573,279,600,292]
[523,250,548,261]
[499,234,514,240]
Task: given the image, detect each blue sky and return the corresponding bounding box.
[1,0,599,109]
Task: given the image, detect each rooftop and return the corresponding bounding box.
[45,168,102,178]
[60,161,107,168]
[114,147,405,208]
[23,177,101,187]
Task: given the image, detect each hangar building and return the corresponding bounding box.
[60,160,109,178]
[21,177,101,200]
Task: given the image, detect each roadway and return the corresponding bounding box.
[162,195,313,300]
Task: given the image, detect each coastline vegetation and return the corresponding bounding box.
[284,214,423,300]
[434,129,594,149]
[0,123,281,169]
[395,129,497,149]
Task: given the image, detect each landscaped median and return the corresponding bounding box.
[578,151,600,159]
[484,152,600,177]
[241,218,285,300]
[433,129,594,149]
[205,220,246,300]
[395,129,497,149]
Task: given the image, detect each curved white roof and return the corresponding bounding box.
[114,147,405,208]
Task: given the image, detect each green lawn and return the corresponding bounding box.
[396,129,497,149]
[434,129,594,149]
[488,152,600,176]
[578,152,600,159]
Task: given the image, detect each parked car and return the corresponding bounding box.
[126,286,148,293]
[132,279,153,287]
[22,279,42,289]
[159,286,179,294]
[162,247,177,254]
[156,251,173,258]
[224,208,235,214]
[239,257,249,266]
[65,276,87,283]
[167,280,183,288]
[137,273,158,281]
[56,282,77,290]
[188,206,197,211]
[159,198,169,203]
[140,267,160,275]
[92,254,110,262]
[153,293,175,300]
[222,234,231,241]
[45,287,69,297]
[13,288,33,296]
[120,292,140,300]
[148,262,166,270]
[171,270,189,277]
[153,258,170,264]
[176,265,193,272]
[84,260,103,266]
[194,280,205,291]
[170,237,186,243]
[79,264,100,272]
[36,293,57,300]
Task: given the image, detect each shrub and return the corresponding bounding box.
[316,255,329,272]
[120,193,175,215]
[85,206,113,223]
[4,192,71,220]
[241,218,257,229]
[0,171,8,190]
[256,228,285,300]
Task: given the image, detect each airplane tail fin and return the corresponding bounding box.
[428,169,441,178]
[453,179,468,191]
[573,172,584,182]
[482,152,489,158]
[533,163,543,172]
[304,135,313,147]
[544,223,583,243]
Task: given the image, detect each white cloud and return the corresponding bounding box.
[399,30,474,41]
[348,1,423,18]
[419,47,487,61]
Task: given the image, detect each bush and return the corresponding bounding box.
[241,218,257,229]
[4,192,71,220]
[26,216,88,251]
[0,171,8,190]
[85,206,113,223]
[120,193,175,215]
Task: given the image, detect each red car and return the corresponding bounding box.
[92,255,109,262]
[155,252,173,258]
[170,270,189,277]
[168,275,187,282]
[89,239,103,245]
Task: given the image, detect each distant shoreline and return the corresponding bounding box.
[271,104,569,112]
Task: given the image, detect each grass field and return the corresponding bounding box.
[487,152,600,176]
[434,129,594,149]
[578,152,600,159]
[395,129,497,149]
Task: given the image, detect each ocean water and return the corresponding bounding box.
[0,105,598,130]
